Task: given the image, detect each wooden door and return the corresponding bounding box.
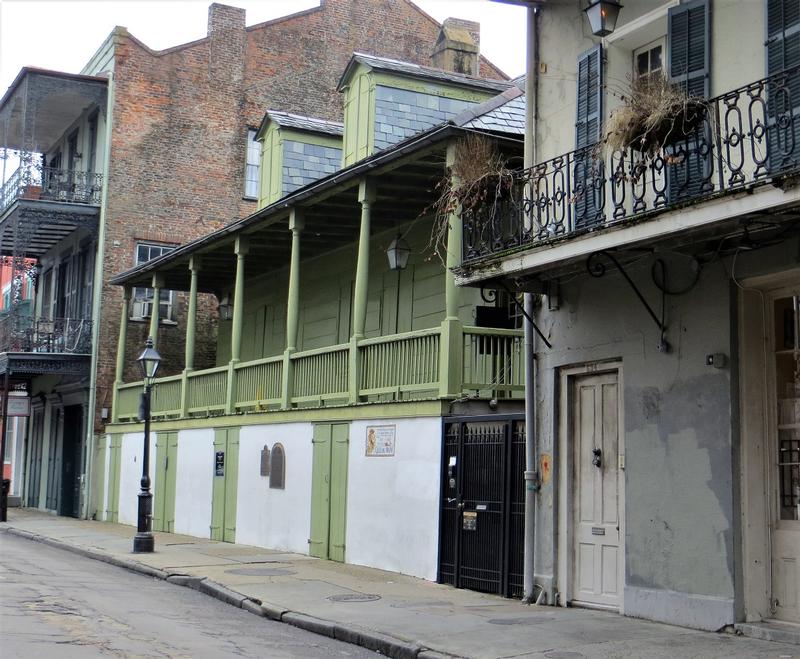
[309,423,349,561]
[571,372,622,609]
[153,432,178,533]
[106,434,122,522]
[211,428,239,542]
[771,293,800,623]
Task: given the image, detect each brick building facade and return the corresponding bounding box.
[87,0,507,428]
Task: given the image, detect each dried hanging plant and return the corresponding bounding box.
[605,74,709,155]
[428,133,516,263]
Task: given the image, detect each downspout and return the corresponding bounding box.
[82,71,114,520]
[522,1,541,605]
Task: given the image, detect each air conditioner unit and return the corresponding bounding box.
[131,300,152,319]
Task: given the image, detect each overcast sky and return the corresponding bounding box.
[0,0,527,93]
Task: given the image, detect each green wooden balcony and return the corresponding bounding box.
[114,326,524,423]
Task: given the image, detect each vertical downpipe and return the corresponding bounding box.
[522,3,541,605]
[83,71,114,520]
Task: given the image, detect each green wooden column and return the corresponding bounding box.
[349,179,376,403]
[226,237,248,413]
[439,143,463,398]
[149,273,165,349]
[111,285,131,423]
[181,256,201,417]
[281,210,303,409]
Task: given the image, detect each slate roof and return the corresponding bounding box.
[453,85,526,135]
[265,110,344,137]
[338,52,512,94]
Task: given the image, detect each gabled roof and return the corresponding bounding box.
[337,52,512,94]
[262,110,344,138]
[453,85,526,135]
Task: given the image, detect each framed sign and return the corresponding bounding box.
[365,425,395,457]
[215,451,225,476]
[4,395,30,417]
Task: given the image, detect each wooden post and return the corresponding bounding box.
[439,143,463,398]
[112,285,131,423]
[227,237,248,413]
[181,257,201,417]
[349,179,376,403]
[281,210,303,409]
[148,273,165,349]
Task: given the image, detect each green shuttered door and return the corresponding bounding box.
[107,434,122,523]
[211,428,239,543]
[309,423,349,562]
[153,432,178,533]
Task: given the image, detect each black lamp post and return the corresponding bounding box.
[132,337,161,553]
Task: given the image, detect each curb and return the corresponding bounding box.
[1,525,457,658]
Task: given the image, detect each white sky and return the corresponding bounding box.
[0,0,527,93]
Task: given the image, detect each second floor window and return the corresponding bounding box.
[132,243,175,322]
[244,129,261,199]
[634,39,664,83]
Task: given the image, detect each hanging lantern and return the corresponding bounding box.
[387,235,411,271]
[584,0,622,37]
[218,292,233,320]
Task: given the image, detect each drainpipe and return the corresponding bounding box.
[82,71,114,520]
[522,2,541,605]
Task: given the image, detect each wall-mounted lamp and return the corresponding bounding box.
[584,0,622,37]
[387,235,411,271]
[218,292,233,320]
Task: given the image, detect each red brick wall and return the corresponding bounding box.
[96,0,507,430]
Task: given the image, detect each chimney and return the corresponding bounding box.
[432,18,480,76]
[207,4,246,83]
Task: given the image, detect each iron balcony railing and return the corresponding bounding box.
[0,164,103,215]
[463,65,800,264]
[0,315,93,354]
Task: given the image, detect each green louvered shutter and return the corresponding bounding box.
[668,0,710,200]
[767,0,800,172]
[574,44,603,228]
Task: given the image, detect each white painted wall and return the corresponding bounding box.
[118,431,155,527]
[346,416,442,581]
[174,428,214,538]
[236,422,314,554]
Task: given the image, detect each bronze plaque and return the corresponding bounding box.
[463,511,477,531]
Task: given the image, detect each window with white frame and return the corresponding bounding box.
[244,129,261,199]
[131,243,176,321]
[633,38,665,83]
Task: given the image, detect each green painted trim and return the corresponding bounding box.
[107,434,122,523]
[108,399,448,433]
[372,73,496,103]
[211,427,239,543]
[185,258,200,371]
[259,123,284,208]
[281,129,342,149]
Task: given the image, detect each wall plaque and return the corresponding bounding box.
[365,425,395,456]
[215,451,225,476]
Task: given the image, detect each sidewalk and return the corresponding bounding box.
[1,509,797,659]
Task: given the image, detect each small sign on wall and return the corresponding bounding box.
[4,395,30,417]
[365,425,395,457]
[215,451,225,476]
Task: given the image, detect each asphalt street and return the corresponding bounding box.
[0,533,375,658]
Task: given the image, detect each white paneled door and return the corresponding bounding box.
[571,371,622,610]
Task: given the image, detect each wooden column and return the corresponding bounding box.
[111,285,131,422]
[281,210,303,409]
[148,273,165,349]
[227,237,248,413]
[439,143,463,398]
[349,179,376,403]
[181,257,201,417]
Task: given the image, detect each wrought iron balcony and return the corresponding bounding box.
[0,164,103,216]
[462,65,800,265]
[0,315,93,355]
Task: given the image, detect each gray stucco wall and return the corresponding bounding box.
[533,254,737,630]
[374,85,476,151]
[282,140,342,195]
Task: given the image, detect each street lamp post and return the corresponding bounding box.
[132,337,161,553]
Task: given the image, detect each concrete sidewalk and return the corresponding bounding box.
[1,509,797,659]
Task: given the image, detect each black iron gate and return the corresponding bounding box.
[438,415,525,598]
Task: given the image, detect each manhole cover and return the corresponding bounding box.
[327,593,381,603]
[225,567,297,576]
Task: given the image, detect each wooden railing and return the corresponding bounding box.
[113,326,524,422]
[360,328,440,398]
[462,327,525,396]
[235,356,283,411]
[186,366,228,416]
[291,344,349,404]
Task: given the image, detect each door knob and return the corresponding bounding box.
[592,447,602,468]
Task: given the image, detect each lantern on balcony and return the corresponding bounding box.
[387,235,411,271]
[218,292,233,321]
[584,0,622,37]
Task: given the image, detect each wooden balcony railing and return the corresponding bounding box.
[462,64,800,266]
[1,164,103,215]
[113,326,524,423]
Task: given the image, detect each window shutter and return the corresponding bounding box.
[766,0,800,171]
[575,45,603,149]
[767,0,800,77]
[668,0,709,98]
